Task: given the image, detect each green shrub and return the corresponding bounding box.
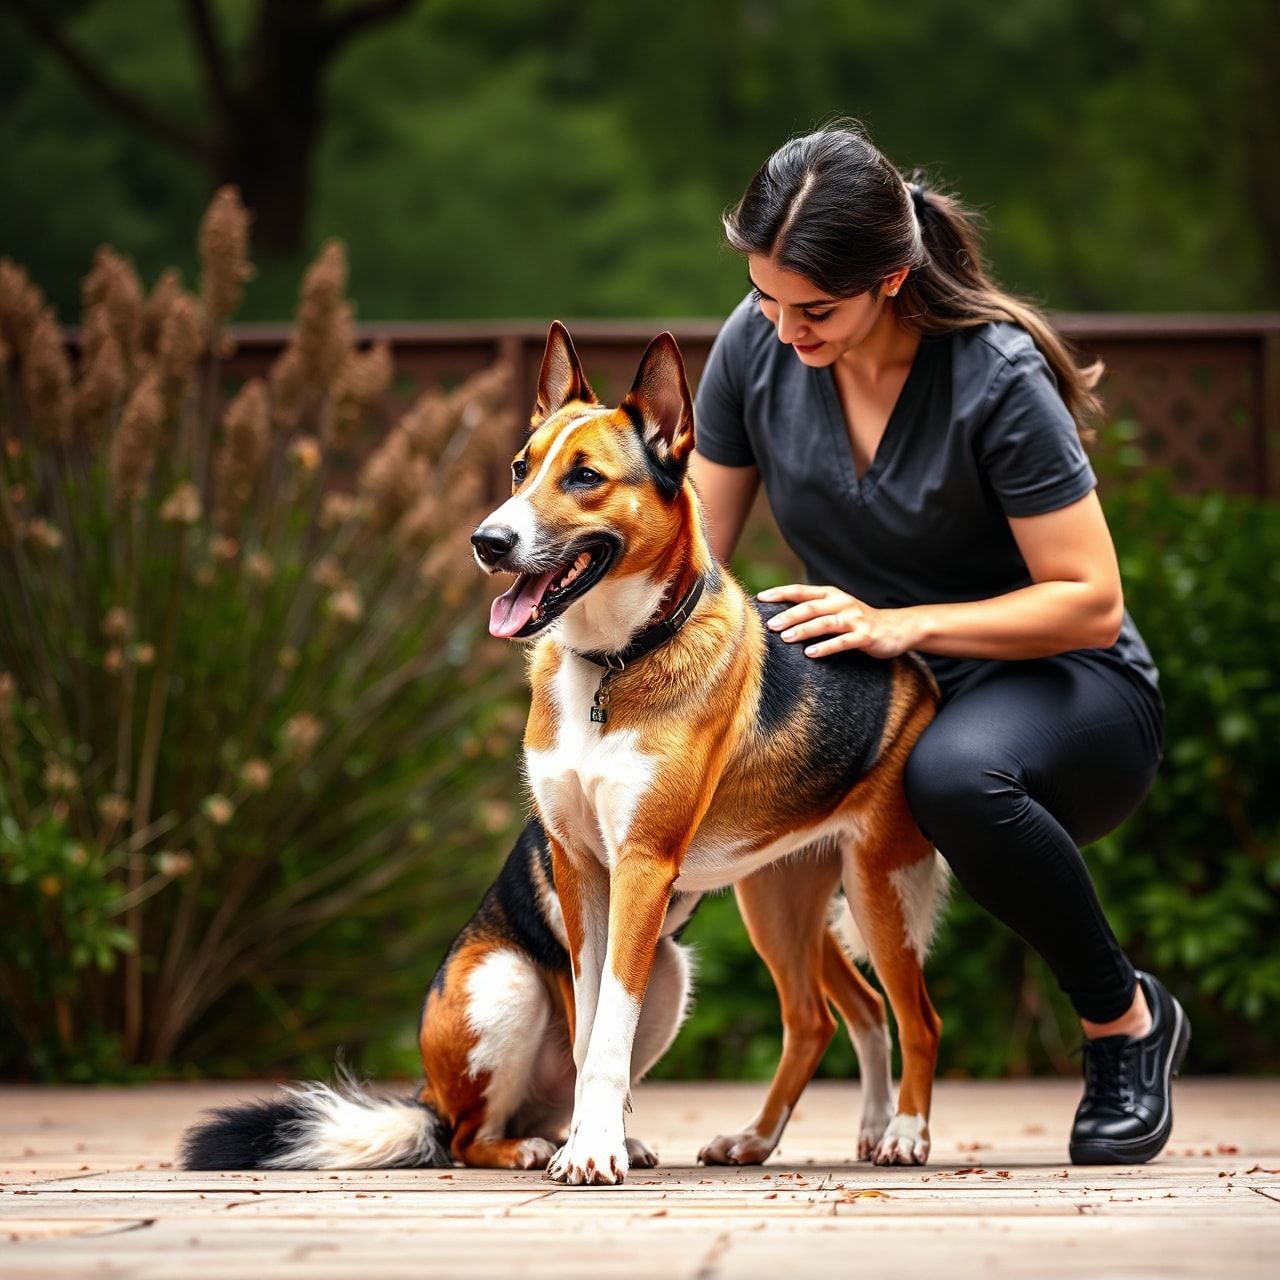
[660,432,1280,1079]
[0,193,527,1080]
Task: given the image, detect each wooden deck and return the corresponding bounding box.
[2,1078,1277,1278]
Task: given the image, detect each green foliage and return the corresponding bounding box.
[1,0,1276,321]
[660,450,1280,1079]
[1089,444,1280,1063]
[0,811,134,988]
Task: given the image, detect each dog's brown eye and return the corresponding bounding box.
[512,459,528,481]
[569,467,603,486]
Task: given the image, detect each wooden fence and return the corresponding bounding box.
[223,314,1280,498]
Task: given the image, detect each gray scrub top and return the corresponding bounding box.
[693,292,1160,702]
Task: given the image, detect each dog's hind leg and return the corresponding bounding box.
[698,850,843,1166]
[842,814,943,1167]
[420,946,560,1170]
[821,927,895,1160]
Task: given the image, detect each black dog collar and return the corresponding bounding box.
[575,573,706,723]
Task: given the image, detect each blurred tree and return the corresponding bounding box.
[0,0,1273,319]
[2,0,420,254]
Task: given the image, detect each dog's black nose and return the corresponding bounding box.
[471,525,518,566]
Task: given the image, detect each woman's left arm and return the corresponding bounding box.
[760,490,1125,660]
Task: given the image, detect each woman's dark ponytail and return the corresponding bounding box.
[724,122,1103,438]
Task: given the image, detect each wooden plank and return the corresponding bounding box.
[1,1080,1277,1279]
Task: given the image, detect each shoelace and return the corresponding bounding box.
[1080,1035,1137,1110]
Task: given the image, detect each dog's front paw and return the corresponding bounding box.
[872,1113,930,1166]
[545,1129,630,1186]
[697,1131,774,1166]
[625,1137,659,1169]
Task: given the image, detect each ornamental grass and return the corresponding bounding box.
[0,189,526,1079]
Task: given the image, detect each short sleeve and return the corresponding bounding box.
[693,301,757,467]
[976,346,1096,517]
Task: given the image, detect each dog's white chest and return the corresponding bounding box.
[524,659,658,864]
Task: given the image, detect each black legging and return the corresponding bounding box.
[903,653,1164,1024]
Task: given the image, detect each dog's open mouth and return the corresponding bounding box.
[488,537,618,640]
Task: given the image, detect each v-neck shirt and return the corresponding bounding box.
[692,292,1160,702]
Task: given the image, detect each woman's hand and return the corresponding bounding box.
[756,583,922,659]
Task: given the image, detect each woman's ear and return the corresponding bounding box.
[883,266,911,298]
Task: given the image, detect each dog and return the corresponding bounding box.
[180,322,944,1178]
[470,322,945,1185]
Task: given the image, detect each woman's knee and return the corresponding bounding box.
[904,719,1024,847]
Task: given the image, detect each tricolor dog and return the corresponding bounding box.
[479,323,945,1184]
[179,323,945,1181]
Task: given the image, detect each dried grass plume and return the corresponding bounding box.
[199,186,255,353]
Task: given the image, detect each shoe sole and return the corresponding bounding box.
[1069,997,1191,1166]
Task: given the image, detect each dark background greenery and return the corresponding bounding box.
[2,0,1277,324]
[2,1,1276,1081]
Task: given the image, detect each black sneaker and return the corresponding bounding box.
[1069,971,1191,1166]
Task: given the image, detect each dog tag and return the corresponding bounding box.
[590,672,612,724]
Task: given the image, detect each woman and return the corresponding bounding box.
[690,121,1188,1165]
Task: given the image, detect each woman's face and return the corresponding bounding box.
[746,253,895,366]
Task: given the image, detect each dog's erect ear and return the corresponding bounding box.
[622,332,695,475]
[532,321,597,429]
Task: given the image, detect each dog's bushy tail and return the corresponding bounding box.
[180,1072,452,1171]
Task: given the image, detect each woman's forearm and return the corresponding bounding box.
[904,579,1123,661]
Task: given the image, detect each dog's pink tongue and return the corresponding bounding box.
[489,570,557,638]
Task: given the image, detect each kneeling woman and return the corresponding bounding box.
[691,121,1186,1165]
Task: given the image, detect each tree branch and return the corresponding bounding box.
[319,0,418,56]
[4,0,211,160]
[183,0,235,126]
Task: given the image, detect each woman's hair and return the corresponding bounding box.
[723,120,1103,434]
